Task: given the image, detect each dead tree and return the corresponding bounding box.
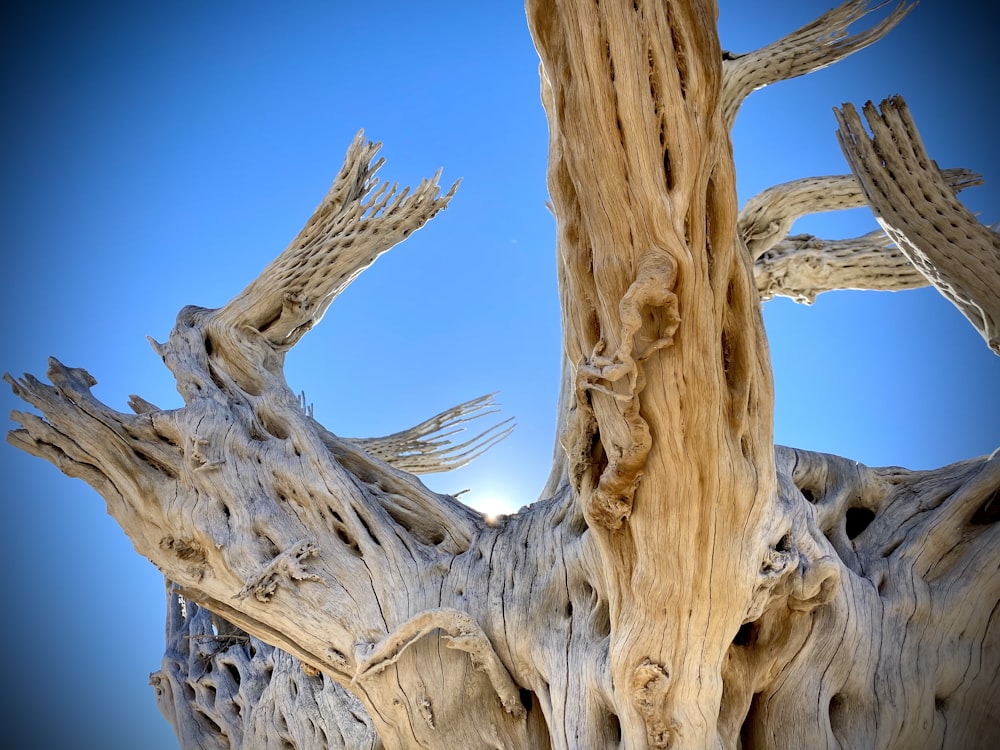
[7,1,999,747]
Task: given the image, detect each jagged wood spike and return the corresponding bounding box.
[348,393,515,474]
[354,420,514,473]
[212,131,458,352]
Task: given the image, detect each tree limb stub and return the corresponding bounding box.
[836,96,1000,354]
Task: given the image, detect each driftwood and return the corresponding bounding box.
[7,1,999,747]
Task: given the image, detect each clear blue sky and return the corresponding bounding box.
[1,2,996,747]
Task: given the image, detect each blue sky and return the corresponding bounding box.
[1,2,996,747]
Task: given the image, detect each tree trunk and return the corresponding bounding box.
[7,1,999,748]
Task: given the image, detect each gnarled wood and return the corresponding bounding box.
[6,2,1000,748]
[526,1,842,745]
[741,168,982,303]
[152,585,381,749]
[754,230,927,303]
[736,447,1000,748]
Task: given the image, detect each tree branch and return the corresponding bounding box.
[4,138,535,747]
[739,168,981,261]
[836,96,1000,354]
[754,230,928,303]
[721,0,913,128]
[204,132,458,394]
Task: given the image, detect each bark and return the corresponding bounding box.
[7,1,1000,748]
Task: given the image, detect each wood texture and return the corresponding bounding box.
[6,1,1000,748]
[837,96,1000,354]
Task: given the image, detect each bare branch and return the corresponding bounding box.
[213,131,458,351]
[721,0,913,128]
[739,168,980,261]
[836,96,1000,353]
[754,230,928,303]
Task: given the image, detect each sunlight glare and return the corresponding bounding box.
[468,490,518,523]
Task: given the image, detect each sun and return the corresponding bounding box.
[467,491,518,523]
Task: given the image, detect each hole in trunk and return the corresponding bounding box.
[845,507,875,540]
[607,713,622,742]
[971,487,1000,525]
[732,621,756,647]
[828,693,846,735]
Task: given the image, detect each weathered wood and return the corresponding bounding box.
[737,447,1000,748]
[152,585,381,749]
[526,0,819,744]
[6,1,1000,748]
[837,96,1000,354]
[739,169,981,261]
[754,231,927,303]
[741,168,981,303]
[721,0,912,128]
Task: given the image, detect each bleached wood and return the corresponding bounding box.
[525,1,840,745]
[754,230,928,303]
[735,447,1000,748]
[152,585,381,749]
[721,0,912,128]
[6,2,1000,749]
[215,131,457,351]
[739,158,984,307]
[739,168,981,261]
[837,96,1000,354]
